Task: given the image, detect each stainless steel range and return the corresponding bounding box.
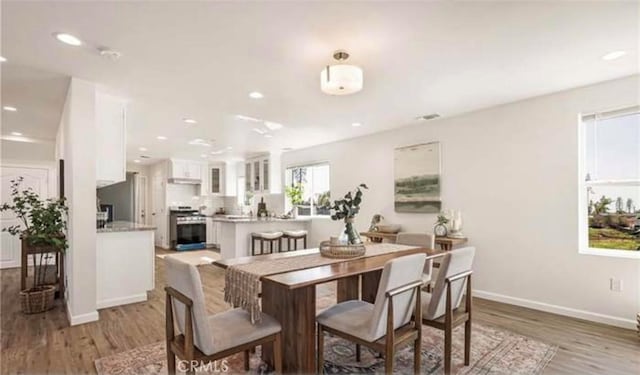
[169,206,206,250]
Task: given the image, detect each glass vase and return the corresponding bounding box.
[339,217,362,245]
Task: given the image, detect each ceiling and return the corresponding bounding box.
[1,1,638,164]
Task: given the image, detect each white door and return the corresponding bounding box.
[151,172,165,247]
[134,174,148,224]
[1,166,53,269]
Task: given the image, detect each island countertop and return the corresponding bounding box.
[97,221,156,233]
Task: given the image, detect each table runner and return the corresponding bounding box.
[223,243,418,323]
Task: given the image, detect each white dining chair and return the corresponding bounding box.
[421,246,475,375]
[164,256,283,374]
[395,232,435,287]
[316,253,426,374]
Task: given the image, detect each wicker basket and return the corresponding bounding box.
[319,240,366,259]
[20,285,56,314]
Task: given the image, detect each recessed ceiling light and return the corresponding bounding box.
[211,150,224,155]
[249,91,264,99]
[3,106,17,112]
[133,159,141,163]
[139,147,148,151]
[264,134,273,138]
[236,114,262,122]
[252,128,267,135]
[0,56,6,62]
[351,122,362,127]
[183,118,197,124]
[53,32,82,46]
[200,154,208,158]
[157,136,167,140]
[602,50,627,61]
[11,132,23,136]
[264,121,284,130]
[188,139,212,147]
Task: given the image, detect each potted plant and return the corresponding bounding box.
[330,184,368,245]
[0,177,68,314]
[285,183,304,218]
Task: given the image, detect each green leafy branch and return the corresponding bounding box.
[330,183,368,221]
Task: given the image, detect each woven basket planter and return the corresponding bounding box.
[20,285,56,314]
[319,241,366,259]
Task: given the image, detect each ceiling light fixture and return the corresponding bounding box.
[133,159,141,163]
[183,118,197,124]
[351,122,362,127]
[11,132,23,136]
[601,50,627,61]
[53,32,83,46]
[252,128,267,135]
[0,56,6,62]
[321,50,363,95]
[236,114,262,122]
[157,136,167,140]
[264,121,284,130]
[249,91,264,99]
[200,154,208,158]
[188,138,212,147]
[210,150,224,155]
[139,147,148,151]
[3,106,17,112]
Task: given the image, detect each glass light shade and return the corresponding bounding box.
[320,64,363,95]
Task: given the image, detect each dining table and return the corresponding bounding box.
[213,244,443,373]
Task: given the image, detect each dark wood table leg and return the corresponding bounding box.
[361,270,382,303]
[337,275,359,302]
[261,280,316,373]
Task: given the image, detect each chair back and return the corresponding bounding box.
[368,253,426,340]
[164,256,215,354]
[396,232,435,280]
[425,247,475,320]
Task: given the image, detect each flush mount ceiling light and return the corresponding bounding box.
[157,135,167,140]
[188,138,212,147]
[249,91,264,99]
[601,50,627,61]
[320,50,363,95]
[0,56,6,62]
[11,132,23,136]
[139,147,148,151]
[133,159,141,163]
[236,114,262,122]
[351,122,362,127]
[53,32,82,46]
[264,121,283,130]
[3,106,17,112]
[183,118,197,124]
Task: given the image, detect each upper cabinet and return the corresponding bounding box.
[96,92,127,188]
[209,163,224,195]
[245,155,278,194]
[168,159,202,180]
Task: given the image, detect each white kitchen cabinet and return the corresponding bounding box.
[95,92,127,187]
[205,217,220,245]
[244,156,273,193]
[169,159,203,180]
[209,164,224,195]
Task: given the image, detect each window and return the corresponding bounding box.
[580,107,640,257]
[285,163,331,216]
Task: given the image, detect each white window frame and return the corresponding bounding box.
[578,105,640,259]
[284,162,331,217]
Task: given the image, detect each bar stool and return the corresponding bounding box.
[251,231,283,255]
[282,229,308,251]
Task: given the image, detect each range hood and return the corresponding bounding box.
[168,177,201,185]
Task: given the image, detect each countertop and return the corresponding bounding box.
[210,217,311,224]
[97,221,156,233]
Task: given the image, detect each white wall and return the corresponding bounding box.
[58,78,98,325]
[1,139,55,161]
[282,75,640,328]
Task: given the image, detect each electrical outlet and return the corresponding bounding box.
[609,278,623,292]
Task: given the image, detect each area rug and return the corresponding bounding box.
[156,250,220,266]
[94,322,557,374]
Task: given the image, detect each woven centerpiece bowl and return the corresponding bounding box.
[319,240,366,258]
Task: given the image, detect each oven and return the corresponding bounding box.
[169,207,206,250]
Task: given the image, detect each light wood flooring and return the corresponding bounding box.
[1,248,638,374]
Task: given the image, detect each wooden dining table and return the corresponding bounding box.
[213,245,443,373]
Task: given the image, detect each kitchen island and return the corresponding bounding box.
[96,221,156,308]
[213,217,311,259]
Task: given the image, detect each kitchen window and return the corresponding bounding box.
[285,163,331,216]
[579,107,640,258]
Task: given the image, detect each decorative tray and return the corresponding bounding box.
[319,241,366,259]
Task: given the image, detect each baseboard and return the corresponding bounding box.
[66,304,99,326]
[473,289,636,330]
[96,293,147,309]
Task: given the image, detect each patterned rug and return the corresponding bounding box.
[95,322,557,374]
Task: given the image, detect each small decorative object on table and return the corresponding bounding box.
[320,183,368,258]
[368,214,384,232]
[448,209,465,238]
[434,212,449,237]
[0,177,68,314]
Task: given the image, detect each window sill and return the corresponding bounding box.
[579,247,640,259]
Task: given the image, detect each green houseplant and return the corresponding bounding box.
[285,183,304,218]
[330,184,368,245]
[0,177,68,313]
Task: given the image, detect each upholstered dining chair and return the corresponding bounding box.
[421,246,475,375]
[395,232,435,288]
[164,256,282,374]
[317,253,426,374]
